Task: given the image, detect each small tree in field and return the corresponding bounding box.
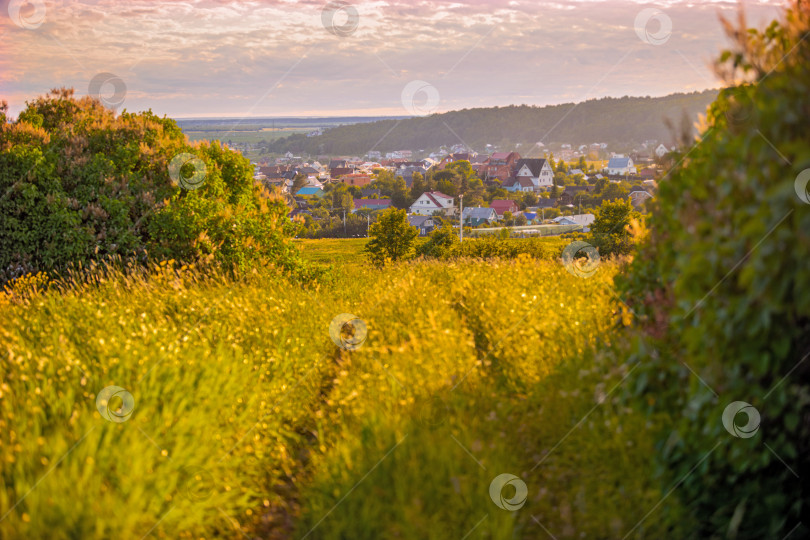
[589,198,639,256]
[364,208,418,266]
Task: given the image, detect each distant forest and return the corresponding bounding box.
[267,90,718,155]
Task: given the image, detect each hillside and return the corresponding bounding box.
[267,90,718,156]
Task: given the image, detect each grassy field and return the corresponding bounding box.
[0,244,675,539]
[294,238,368,265]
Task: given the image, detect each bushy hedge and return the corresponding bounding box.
[618,3,809,536]
[0,89,309,282]
[415,225,568,260]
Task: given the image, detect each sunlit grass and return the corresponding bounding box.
[0,255,673,538]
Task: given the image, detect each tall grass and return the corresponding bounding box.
[1,254,676,538]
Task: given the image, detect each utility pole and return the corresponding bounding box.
[459,194,464,242]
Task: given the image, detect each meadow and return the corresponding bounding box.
[0,240,678,539]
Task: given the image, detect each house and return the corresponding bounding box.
[606,156,636,176]
[438,153,476,169]
[513,158,554,190]
[569,168,589,180]
[296,187,324,198]
[629,187,654,207]
[559,186,594,206]
[462,207,499,227]
[483,152,521,181]
[408,215,437,236]
[353,199,392,212]
[409,191,454,215]
[654,144,669,158]
[340,173,372,187]
[639,168,657,180]
[552,213,595,231]
[330,167,354,179]
[503,176,535,192]
[489,199,519,217]
[533,198,557,209]
[329,159,348,169]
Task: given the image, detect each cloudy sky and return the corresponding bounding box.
[0,0,786,118]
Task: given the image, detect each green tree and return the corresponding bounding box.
[618,4,810,535]
[589,198,638,256]
[291,173,308,194]
[410,172,427,202]
[416,222,459,258]
[0,89,307,279]
[363,208,418,266]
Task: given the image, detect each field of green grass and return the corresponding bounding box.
[0,244,676,539]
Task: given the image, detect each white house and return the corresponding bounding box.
[552,213,595,231]
[513,158,554,190]
[409,191,454,215]
[654,144,669,158]
[606,155,636,176]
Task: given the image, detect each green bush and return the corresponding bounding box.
[589,198,640,256]
[0,89,308,281]
[618,3,809,536]
[416,223,460,258]
[417,234,567,260]
[363,208,418,266]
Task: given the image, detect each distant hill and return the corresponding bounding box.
[267,90,718,156]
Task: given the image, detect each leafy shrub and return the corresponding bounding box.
[618,3,809,536]
[589,198,640,256]
[0,89,307,281]
[363,208,418,265]
[417,235,567,260]
[415,223,460,258]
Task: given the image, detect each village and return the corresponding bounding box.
[248,141,669,237]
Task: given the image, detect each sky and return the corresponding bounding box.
[0,0,788,119]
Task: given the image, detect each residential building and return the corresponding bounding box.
[513,158,554,190]
[295,186,324,198]
[408,215,437,236]
[340,173,372,187]
[353,199,393,212]
[409,191,454,215]
[462,207,498,227]
[552,213,595,231]
[489,199,520,217]
[483,152,521,181]
[606,155,636,176]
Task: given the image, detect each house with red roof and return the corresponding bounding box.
[489,199,519,217]
[409,191,455,216]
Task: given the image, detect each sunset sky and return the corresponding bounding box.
[0,0,787,118]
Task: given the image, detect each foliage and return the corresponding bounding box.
[589,198,640,257]
[0,89,306,281]
[417,235,568,261]
[415,223,460,258]
[617,3,809,536]
[363,208,419,266]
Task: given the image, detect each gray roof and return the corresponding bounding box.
[535,198,556,208]
[408,215,433,227]
[608,157,631,168]
[462,207,497,220]
[515,158,548,177]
